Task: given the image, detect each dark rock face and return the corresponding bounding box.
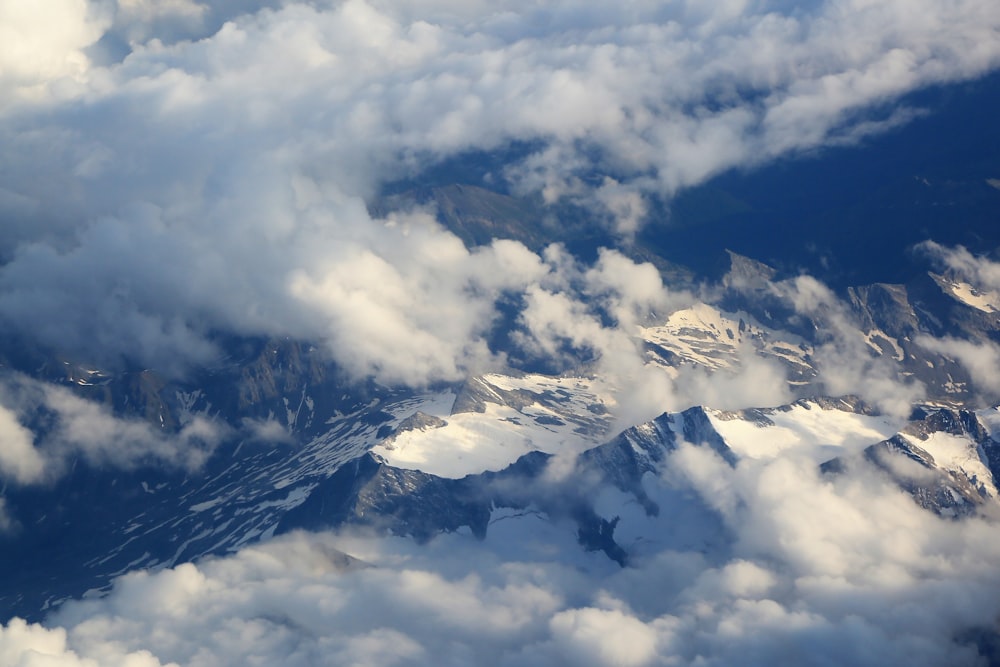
[4,208,1000,631]
[849,283,920,341]
[718,252,813,339]
[277,453,492,541]
[864,435,986,516]
[3,340,998,624]
[823,408,1000,518]
[0,337,409,621]
[716,247,1000,405]
[925,272,1000,342]
[903,408,989,442]
[452,376,534,414]
[281,407,740,568]
[371,184,555,251]
[723,250,777,288]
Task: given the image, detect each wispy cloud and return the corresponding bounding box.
[0,373,228,489]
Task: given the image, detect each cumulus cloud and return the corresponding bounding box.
[3,422,999,666]
[0,616,170,666]
[511,246,801,423]
[0,0,998,386]
[0,0,109,107]
[287,228,549,385]
[670,351,794,412]
[2,4,999,663]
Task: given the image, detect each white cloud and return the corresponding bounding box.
[4,421,999,666]
[916,335,1000,397]
[0,616,171,666]
[0,498,18,535]
[547,607,662,667]
[287,224,549,385]
[919,241,1000,291]
[671,351,794,412]
[0,0,997,387]
[1,4,998,664]
[768,275,925,417]
[0,373,230,486]
[909,242,1000,401]
[0,0,109,106]
[38,381,227,472]
[0,403,45,485]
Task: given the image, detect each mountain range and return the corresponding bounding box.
[4,231,1000,635]
[2,6,1000,662]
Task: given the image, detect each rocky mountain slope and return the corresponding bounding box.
[3,188,1000,627]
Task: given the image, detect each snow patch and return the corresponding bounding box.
[943,280,1000,313]
[708,402,901,462]
[373,375,612,478]
[641,302,813,377]
[901,431,998,497]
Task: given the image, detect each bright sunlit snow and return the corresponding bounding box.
[708,400,903,463]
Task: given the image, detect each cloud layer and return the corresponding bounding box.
[2,5,1000,661]
[0,0,998,385]
[5,430,1000,666]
